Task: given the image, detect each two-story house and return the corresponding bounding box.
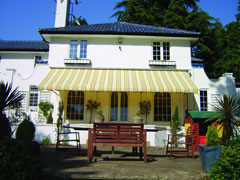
[0,0,236,146]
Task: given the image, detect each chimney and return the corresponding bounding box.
[54,0,70,27]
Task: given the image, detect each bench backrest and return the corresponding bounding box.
[92,123,146,144]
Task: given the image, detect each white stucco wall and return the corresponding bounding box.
[190,67,236,111]
[48,36,192,70]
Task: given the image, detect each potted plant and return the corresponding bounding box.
[95,106,104,123]
[139,100,151,124]
[133,108,143,123]
[199,125,221,173]
[86,100,100,123]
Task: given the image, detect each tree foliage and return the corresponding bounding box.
[208,94,240,146]
[0,82,24,138]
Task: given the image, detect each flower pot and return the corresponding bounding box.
[199,144,221,173]
[95,114,104,123]
[133,116,143,123]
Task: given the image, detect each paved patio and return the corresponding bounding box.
[40,145,208,180]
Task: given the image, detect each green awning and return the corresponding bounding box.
[187,111,221,119]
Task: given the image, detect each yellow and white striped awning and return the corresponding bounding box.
[39,68,198,93]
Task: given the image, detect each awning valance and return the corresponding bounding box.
[39,68,198,93]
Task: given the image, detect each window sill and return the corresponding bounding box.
[64,59,91,64]
[149,60,176,66]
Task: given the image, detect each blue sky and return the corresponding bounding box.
[0,0,238,41]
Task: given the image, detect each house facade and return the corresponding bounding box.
[0,0,236,146]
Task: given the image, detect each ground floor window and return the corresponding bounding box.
[110,92,128,121]
[200,90,208,111]
[29,85,39,107]
[154,92,171,121]
[67,91,84,120]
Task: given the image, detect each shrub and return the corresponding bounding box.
[206,126,219,146]
[210,138,240,179]
[41,136,52,145]
[15,116,35,141]
[0,137,44,180]
[46,111,53,124]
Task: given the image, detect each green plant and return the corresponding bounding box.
[208,94,240,146]
[139,100,151,124]
[38,101,54,122]
[0,137,43,180]
[206,126,220,147]
[0,82,24,139]
[136,108,142,116]
[86,100,100,123]
[41,136,52,145]
[46,111,53,124]
[96,106,103,115]
[15,115,35,141]
[209,136,240,179]
[170,106,181,146]
[56,100,64,143]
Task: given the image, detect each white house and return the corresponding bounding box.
[0,0,236,147]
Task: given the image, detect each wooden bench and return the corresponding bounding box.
[88,123,147,163]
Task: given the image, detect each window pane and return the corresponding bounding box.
[154,92,171,122]
[67,91,84,120]
[69,40,78,59]
[80,40,87,59]
[153,42,161,60]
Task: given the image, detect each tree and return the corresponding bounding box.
[208,94,240,146]
[0,82,24,138]
[170,106,181,146]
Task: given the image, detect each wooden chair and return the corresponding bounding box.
[166,126,196,159]
[56,127,81,155]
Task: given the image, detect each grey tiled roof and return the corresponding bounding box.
[39,22,200,37]
[0,41,49,51]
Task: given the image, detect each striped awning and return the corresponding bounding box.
[39,68,198,93]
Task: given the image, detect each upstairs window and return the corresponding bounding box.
[163,42,170,60]
[69,40,78,59]
[152,42,170,61]
[153,42,161,60]
[80,40,87,59]
[34,56,47,65]
[69,40,88,59]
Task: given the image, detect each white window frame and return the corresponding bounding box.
[69,40,88,59]
[29,86,39,107]
[69,40,78,59]
[152,41,170,61]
